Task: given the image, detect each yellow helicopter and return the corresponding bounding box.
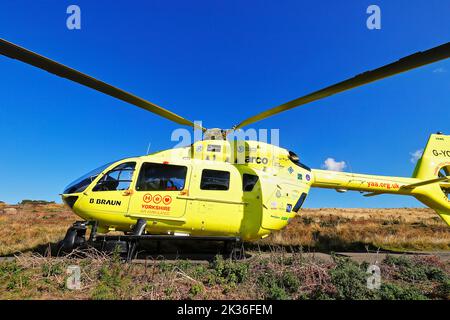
[1,39,449,258]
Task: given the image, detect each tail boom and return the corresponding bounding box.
[311,169,419,195]
[310,133,450,226]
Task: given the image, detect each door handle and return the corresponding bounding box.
[122,190,133,196]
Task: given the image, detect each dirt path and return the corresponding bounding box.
[335,251,450,263]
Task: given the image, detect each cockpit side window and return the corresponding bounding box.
[136,163,187,191]
[93,162,136,192]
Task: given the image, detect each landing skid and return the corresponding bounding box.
[57,220,244,261]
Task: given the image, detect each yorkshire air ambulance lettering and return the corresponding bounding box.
[140,194,172,215]
[141,204,171,212]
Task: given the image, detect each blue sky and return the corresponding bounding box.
[0,0,449,207]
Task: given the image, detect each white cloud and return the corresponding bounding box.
[433,67,446,73]
[322,158,347,172]
[410,149,423,164]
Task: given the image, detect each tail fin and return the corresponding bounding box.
[413,133,450,179]
[411,133,450,225]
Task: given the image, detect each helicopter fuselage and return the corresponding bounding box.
[62,140,312,241]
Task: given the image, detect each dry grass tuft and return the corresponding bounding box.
[260,208,450,252]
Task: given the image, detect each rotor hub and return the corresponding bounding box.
[203,128,232,140]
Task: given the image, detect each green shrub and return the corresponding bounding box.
[257,269,301,300]
[267,285,289,300]
[19,200,55,205]
[384,255,413,268]
[176,260,193,272]
[158,261,173,273]
[211,255,248,285]
[379,283,428,300]
[435,279,450,299]
[257,271,289,300]
[91,283,115,300]
[189,283,204,298]
[91,253,130,300]
[0,261,30,290]
[164,286,174,298]
[0,261,21,278]
[41,262,64,277]
[384,255,448,283]
[425,267,448,282]
[330,258,372,300]
[398,265,428,282]
[282,272,300,293]
[91,265,121,300]
[192,265,208,279]
[309,288,335,300]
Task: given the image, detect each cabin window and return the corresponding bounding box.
[243,174,259,192]
[93,162,136,192]
[200,169,230,191]
[136,163,187,191]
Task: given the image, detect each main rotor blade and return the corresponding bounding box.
[234,42,450,129]
[0,38,205,131]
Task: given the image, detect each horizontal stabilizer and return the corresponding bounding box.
[401,176,450,190]
[363,192,384,197]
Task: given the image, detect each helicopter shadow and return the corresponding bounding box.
[6,239,249,262]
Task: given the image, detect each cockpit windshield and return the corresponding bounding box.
[63,162,114,194]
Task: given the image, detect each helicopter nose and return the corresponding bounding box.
[61,195,79,209]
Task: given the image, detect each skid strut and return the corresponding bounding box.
[127,218,147,261]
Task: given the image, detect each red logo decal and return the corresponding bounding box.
[153,194,162,204]
[163,195,172,205]
[143,194,152,203]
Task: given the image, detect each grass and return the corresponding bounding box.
[0,251,448,300]
[0,204,449,256]
[259,208,450,251]
[0,203,77,256]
